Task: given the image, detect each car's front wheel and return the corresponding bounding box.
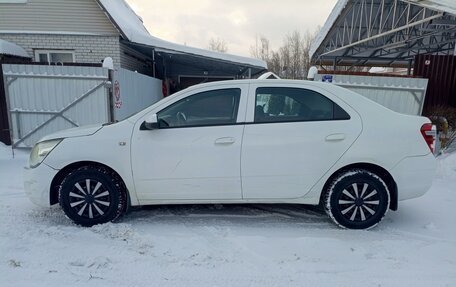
[59,166,126,227]
[324,169,390,229]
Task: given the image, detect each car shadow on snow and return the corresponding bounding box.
[122,204,335,229]
[21,203,334,230]
[26,203,402,232]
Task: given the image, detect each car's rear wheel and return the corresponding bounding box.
[59,166,126,227]
[324,169,390,229]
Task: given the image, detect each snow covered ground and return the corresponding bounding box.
[1,144,455,287]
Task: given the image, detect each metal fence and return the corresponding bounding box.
[314,73,429,115]
[2,64,110,148]
[112,68,163,121]
[414,55,456,111]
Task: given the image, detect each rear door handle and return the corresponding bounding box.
[325,133,346,142]
[215,137,236,145]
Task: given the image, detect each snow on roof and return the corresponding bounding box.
[309,0,349,60]
[97,0,267,69]
[309,0,456,59]
[0,39,29,58]
[407,0,456,15]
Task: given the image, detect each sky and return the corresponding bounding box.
[125,0,338,57]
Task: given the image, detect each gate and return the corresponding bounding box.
[314,73,429,115]
[414,55,456,111]
[2,64,111,148]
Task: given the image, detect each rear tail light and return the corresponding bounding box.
[420,123,436,153]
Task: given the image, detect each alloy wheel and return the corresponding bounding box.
[68,179,111,219]
[337,182,381,222]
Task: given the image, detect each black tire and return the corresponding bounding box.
[58,166,127,227]
[324,169,390,229]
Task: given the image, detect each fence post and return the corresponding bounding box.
[103,57,115,123]
[108,69,115,122]
[0,64,12,145]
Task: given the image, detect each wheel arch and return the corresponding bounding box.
[50,161,130,209]
[320,162,398,211]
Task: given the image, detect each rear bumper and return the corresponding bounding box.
[24,163,58,207]
[391,153,437,201]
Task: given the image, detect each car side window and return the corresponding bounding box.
[254,87,350,123]
[157,88,241,128]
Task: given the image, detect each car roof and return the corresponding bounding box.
[183,79,346,93]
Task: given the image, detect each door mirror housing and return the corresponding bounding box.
[142,114,159,130]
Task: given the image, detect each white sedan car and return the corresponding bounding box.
[25,79,436,229]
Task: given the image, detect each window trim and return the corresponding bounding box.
[34,49,75,63]
[253,87,351,124]
[143,118,351,130]
[155,88,242,129]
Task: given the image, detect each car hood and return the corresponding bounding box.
[39,124,103,142]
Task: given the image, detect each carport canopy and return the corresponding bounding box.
[310,0,456,67]
[97,0,267,81]
[125,41,267,80]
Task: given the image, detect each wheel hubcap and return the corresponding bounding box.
[337,183,380,222]
[69,179,111,219]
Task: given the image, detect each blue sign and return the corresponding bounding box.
[322,75,333,83]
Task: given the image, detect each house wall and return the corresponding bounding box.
[0,0,118,35]
[0,33,121,67]
[0,0,153,74]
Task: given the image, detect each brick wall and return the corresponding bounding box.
[0,33,121,67]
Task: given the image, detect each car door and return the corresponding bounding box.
[131,84,248,202]
[241,83,362,199]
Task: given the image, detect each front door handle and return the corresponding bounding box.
[325,133,346,142]
[215,137,235,145]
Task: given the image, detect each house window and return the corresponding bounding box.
[34,50,75,63]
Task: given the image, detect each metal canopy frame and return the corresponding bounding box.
[312,0,456,67]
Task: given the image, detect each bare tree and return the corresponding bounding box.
[208,37,228,53]
[250,29,318,79]
[287,31,303,79]
[269,51,282,76]
[301,31,314,77]
[250,35,270,61]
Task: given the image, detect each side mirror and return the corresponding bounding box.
[142,114,159,130]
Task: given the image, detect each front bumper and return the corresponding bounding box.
[391,153,437,201]
[24,163,59,207]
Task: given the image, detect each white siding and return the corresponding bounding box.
[0,0,118,35]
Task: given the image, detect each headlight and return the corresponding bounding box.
[29,139,62,168]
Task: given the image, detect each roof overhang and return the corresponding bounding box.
[96,0,267,71]
[310,0,456,67]
[123,41,266,77]
[0,39,29,58]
